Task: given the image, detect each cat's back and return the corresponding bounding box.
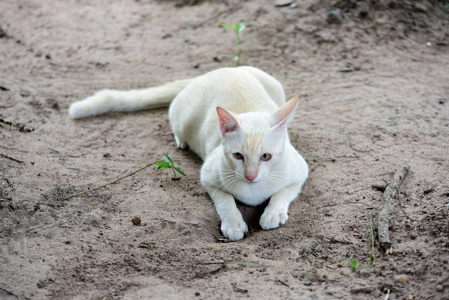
[201,67,280,113]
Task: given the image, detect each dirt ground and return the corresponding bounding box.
[1,0,449,299]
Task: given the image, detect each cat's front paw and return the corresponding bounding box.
[221,218,248,241]
[260,207,288,230]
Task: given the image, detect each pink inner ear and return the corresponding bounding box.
[270,97,298,129]
[217,107,239,135]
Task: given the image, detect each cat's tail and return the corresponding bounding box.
[68,78,193,119]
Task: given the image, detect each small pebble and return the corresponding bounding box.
[372,183,387,191]
[356,2,369,18]
[326,9,342,25]
[424,188,434,194]
[436,285,444,292]
[303,281,312,286]
[394,274,409,284]
[338,67,354,73]
[274,0,293,7]
[87,213,100,224]
[439,99,445,104]
[37,280,46,288]
[415,3,428,13]
[132,216,141,226]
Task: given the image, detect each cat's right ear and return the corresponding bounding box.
[270,97,298,130]
[217,107,239,135]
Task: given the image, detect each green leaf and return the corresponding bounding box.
[350,259,358,269]
[155,161,171,169]
[235,23,246,34]
[162,153,174,165]
[224,260,266,268]
[174,166,186,176]
[220,23,235,32]
[232,56,239,61]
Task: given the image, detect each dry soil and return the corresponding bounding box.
[1,0,449,299]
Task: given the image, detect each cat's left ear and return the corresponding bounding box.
[270,97,298,130]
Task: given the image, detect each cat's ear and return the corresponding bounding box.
[217,107,239,135]
[270,97,298,130]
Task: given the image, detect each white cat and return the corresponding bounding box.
[69,66,308,241]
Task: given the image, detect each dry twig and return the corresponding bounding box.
[0,153,24,164]
[346,134,371,153]
[62,162,156,201]
[377,164,410,253]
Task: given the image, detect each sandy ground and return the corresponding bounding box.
[1,0,449,299]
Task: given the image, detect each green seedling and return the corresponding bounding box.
[155,153,186,180]
[220,22,246,66]
[350,215,376,274]
[350,259,361,273]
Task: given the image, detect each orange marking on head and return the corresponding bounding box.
[244,131,265,156]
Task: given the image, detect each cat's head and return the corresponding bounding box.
[217,97,298,183]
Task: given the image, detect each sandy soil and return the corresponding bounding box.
[1,0,449,299]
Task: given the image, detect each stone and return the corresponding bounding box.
[394,274,409,284]
[326,9,343,25]
[275,0,293,7]
[87,212,100,223]
[415,3,428,13]
[132,216,141,225]
[356,2,369,18]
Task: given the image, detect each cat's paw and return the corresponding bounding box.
[221,218,248,241]
[260,207,288,230]
[174,135,187,150]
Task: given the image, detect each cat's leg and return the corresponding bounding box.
[205,187,248,241]
[259,181,304,230]
[174,134,187,150]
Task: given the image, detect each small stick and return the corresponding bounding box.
[0,153,24,164]
[0,286,30,300]
[62,162,156,201]
[377,164,410,253]
[276,279,290,287]
[346,134,370,153]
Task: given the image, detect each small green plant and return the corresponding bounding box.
[155,153,186,180]
[220,22,246,66]
[350,259,361,273]
[350,215,376,274]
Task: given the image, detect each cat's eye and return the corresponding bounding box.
[260,153,272,161]
[232,152,244,160]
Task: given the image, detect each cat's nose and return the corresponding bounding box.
[245,175,257,182]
